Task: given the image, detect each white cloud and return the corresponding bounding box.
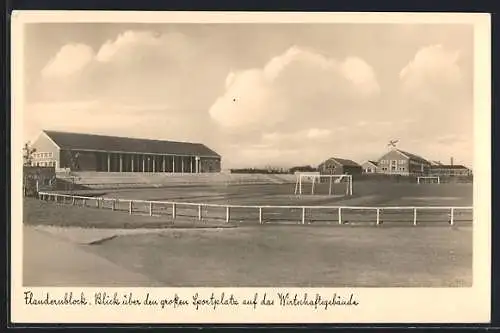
[41,44,94,78]
[96,30,163,63]
[208,46,380,130]
[36,30,228,109]
[398,45,472,152]
[30,28,473,168]
[22,100,208,145]
[399,44,462,103]
[340,57,381,96]
[306,128,331,139]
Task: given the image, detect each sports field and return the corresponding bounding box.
[24,180,474,287]
[95,181,473,226]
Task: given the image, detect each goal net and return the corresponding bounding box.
[417,176,440,184]
[294,173,353,196]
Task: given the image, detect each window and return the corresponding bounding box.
[399,167,405,171]
[34,152,53,159]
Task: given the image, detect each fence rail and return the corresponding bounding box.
[36,191,473,226]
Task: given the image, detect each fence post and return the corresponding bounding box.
[198,204,202,221]
[172,203,177,220]
[338,207,342,225]
[226,206,230,223]
[376,208,380,225]
[111,200,115,211]
[129,200,133,215]
[450,208,455,225]
[259,207,263,224]
[302,207,306,225]
[82,198,86,207]
[149,202,153,216]
[96,198,99,208]
[413,208,417,226]
[71,197,75,205]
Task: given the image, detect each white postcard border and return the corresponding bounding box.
[10,11,491,324]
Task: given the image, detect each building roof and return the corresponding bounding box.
[429,164,470,170]
[367,160,379,166]
[321,157,361,167]
[394,149,430,164]
[42,130,221,158]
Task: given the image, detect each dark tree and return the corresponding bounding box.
[23,142,36,166]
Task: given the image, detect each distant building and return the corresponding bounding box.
[377,148,431,176]
[318,157,362,176]
[361,160,378,173]
[429,160,444,166]
[289,165,318,174]
[428,165,472,177]
[30,130,222,173]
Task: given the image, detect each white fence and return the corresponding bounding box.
[37,191,473,226]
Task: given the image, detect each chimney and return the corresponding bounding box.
[450,157,454,166]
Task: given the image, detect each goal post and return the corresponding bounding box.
[294,173,353,196]
[417,176,440,184]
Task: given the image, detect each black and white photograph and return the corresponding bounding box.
[11,11,491,324]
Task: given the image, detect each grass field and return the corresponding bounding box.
[95,181,473,206]
[24,180,474,287]
[84,225,472,287]
[75,182,473,226]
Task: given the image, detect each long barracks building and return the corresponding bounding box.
[30,130,222,173]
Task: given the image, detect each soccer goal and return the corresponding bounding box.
[417,176,441,184]
[294,173,353,196]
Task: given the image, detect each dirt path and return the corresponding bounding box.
[23,226,160,287]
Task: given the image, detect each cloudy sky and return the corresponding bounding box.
[23,23,473,168]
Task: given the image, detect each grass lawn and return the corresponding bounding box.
[23,198,235,229]
[97,182,473,205]
[43,182,472,226]
[85,224,472,287]
[23,181,473,287]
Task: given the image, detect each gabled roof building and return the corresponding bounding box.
[318,157,362,176]
[361,160,379,173]
[30,130,222,173]
[377,148,431,176]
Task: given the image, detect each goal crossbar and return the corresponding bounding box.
[294,174,353,196]
[417,176,440,184]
